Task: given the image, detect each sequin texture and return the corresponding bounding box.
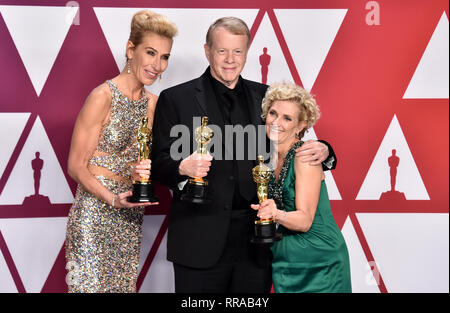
[65,80,148,293]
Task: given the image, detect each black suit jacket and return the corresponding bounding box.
[152,68,336,269]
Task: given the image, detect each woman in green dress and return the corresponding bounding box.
[251,82,351,293]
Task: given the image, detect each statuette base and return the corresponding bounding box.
[181,181,212,204]
[127,181,159,203]
[250,222,282,244]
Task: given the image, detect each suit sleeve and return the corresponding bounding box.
[151,90,189,189]
[318,140,337,171]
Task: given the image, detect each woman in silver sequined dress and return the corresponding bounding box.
[65,11,177,293]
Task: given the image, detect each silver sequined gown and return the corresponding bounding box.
[65,80,148,293]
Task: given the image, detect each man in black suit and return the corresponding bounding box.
[151,17,336,293]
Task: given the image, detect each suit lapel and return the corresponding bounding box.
[194,72,268,162]
[243,80,264,128]
[243,80,270,165]
[194,72,226,132]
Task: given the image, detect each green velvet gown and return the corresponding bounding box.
[269,141,352,293]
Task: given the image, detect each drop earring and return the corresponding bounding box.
[159,74,162,82]
[127,59,131,74]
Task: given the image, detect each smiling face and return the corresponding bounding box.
[265,100,307,146]
[127,32,173,86]
[204,27,249,89]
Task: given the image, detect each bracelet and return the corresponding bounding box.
[111,195,116,207]
[278,210,287,224]
[274,208,280,221]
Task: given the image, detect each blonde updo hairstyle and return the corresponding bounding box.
[126,10,178,60]
[261,82,320,140]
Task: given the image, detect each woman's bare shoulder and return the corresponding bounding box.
[89,83,112,103]
[77,83,112,122]
[294,153,323,178]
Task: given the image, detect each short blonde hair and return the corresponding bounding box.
[128,10,178,53]
[205,16,251,47]
[261,82,320,139]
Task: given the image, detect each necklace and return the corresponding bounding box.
[268,140,303,211]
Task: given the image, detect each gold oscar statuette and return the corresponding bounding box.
[250,155,281,243]
[181,116,214,204]
[127,116,159,203]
